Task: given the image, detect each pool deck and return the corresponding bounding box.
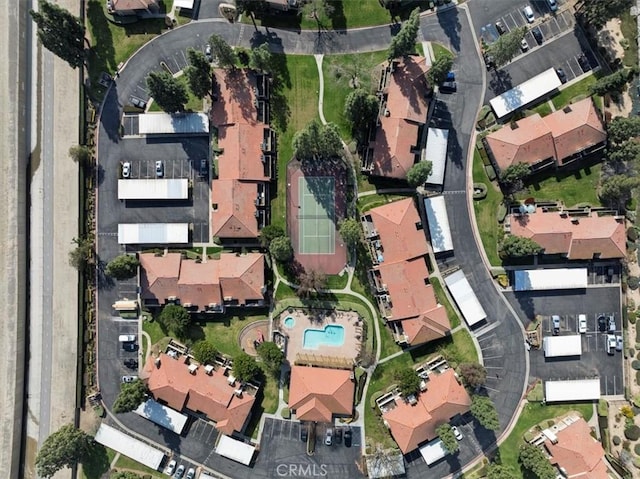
[276,308,363,365]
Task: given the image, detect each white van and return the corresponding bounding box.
[118,334,136,342]
[546,0,558,12]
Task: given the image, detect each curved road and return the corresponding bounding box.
[96,4,527,477]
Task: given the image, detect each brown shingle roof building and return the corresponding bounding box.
[211,180,260,238]
[544,417,609,479]
[288,366,355,423]
[139,252,266,311]
[368,56,430,179]
[509,211,626,259]
[485,97,606,172]
[142,353,255,435]
[383,369,471,454]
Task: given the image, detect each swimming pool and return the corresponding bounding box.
[303,325,345,349]
[283,316,295,328]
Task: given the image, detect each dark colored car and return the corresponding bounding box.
[123,342,139,352]
[344,429,352,448]
[129,96,147,110]
[124,358,138,369]
[578,54,591,72]
[199,159,208,178]
[440,81,457,93]
[598,315,607,332]
[556,68,567,83]
[445,71,455,82]
[335,428,342,444]
[483,52,495,70]
[300,426,308,442]
[495,21,507,35]
[532,27,543,45]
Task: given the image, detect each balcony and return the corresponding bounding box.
[369,269,388,293]
[376,293,393,320]
[261,128,276,153]
[361,215,378,239]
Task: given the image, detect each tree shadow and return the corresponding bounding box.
[436,6,461,53]
[95,255,115,290]
[328,0,346,31]
[86,0,117,88]
[82,442,110,479]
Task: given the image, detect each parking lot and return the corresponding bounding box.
[505,286,624,396]
[121,157,198,181]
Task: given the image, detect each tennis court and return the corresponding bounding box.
[298,176,335,254]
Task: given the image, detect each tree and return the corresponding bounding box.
[519,444,557,479]
[35,424,93,477]
[394,368,420,397]
[608,116,640,146]
[499,162,531,191]
[427,53,454,86]
[191,340,218,365]
[233,352,260,382]
[590,68,637,96]
[270,236,293,262]
[470,395,500,431]
[209,34,237,69]
[184,48,212,99]
[599,174,640,208]
[112,379,147,414]
[406,161,433,187]
[105,254,139,280]
[292,119,343,161]
[257,341,284,376]
[146,71,188,113]
[577,0,633,30]
[487,27,527,67]
[500,235,543,258]
[249,43,273,74]
[458,362,487,389]
[30,0,85,69]
[344,89,379,140]
[297,269,327,298]
[387,8,420,60]
[259,224,285,248]
[301,0,335,30]
[158,304,191,338]
[486,463,518,479]
[607,140,640,167]
[111,472,142,479]
[339,218,363,246]
[68,236,93,271]
[69,145,93,167]
[435,424,459,453]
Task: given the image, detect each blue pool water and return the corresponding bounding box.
[303,325,345,349]
[283,316,295,328]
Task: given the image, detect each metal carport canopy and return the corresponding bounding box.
[423,127,448,186]
[134,399,188,434]
[489,68,561,119]
[514,268,588,291]
[118,179,189,200]
[138,112,209,135]
[423,195,453,254]
[174,0,195,8]
[215,435,256,465]
[419,439,448,465]
[94,424,165,470]
[118,223,189,244]
[444,269,486,326]
[543,335,582,357]
[545,379,600,402]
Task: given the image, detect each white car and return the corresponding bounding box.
[121,375,138,383]
[165,460,177,476]
[523,6,535,23]
[616,335,623,351]
[607,335,616,355]
[520,38,529,52]
[452,426,463,441]
[156,160,164,178]
[324,428,333,446]
[122,161,131,178]
[185,468,196,479]
[578,314,587,334]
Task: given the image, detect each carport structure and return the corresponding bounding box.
[545,379,600,402]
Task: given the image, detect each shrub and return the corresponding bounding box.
[628,227,638,242]
[631,349,636,357]
[624,440,631,450]
[635,444,640,455]
[497,203,508,223]
[473,183,488,200]
[630,313,637,325]
[624,424,640,441]
[637,371,640,385]
[613,435,622,445]
[485,164,497,181]
[280,407,291,419]
[629,276,640,290]
[632,361,640,371]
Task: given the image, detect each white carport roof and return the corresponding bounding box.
[94,424,164,470]
[174,0,195,9]
[423,128,448,186]
[545,379,600,402]
[419,439,448,465]
[215,435,256,465]
[543,335,582,357]
[118,223,189,244]
[138,112,209,135]
[444,269,487,326]
[118,179,189,200]
[514,268,588,291]
[134,399,188,434]
[489,68,561,119]
[423,195,453,254]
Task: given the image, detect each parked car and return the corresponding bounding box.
[552,315,560,335]
[440,81,457,93]
[578,314,587,334]
[598,315,607,332]
[344,428,352,447]
[199,159,208,178]
[129,96,147,110]
[445,71,455,82]
[556,68,567,83]
[578,54,591,72]
[452,426,463,441]
[121,375,138,383]
[608,316,616,333]
[532,27,543,45]
[173,465,185,479]
[185,468,195,479]
[335,428,343,444]
[546,0,558,12]
[122,162,131,179]
[520,38,529,52]
[324,428,333,446]
[523,6,535,23]
[607,334,616,355]
[165,460,177,476]
[123,342,139,352]
[616,335,623,351]
[118,334,136,342]
[300,425,308,442]
[483,52,496,69]
[156,160,164,178]
[495,21,507,35]
[205,43,212,62]
[124,358,138,369]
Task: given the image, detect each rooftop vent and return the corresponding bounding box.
[154,357,161,368]
[563,106,572,114]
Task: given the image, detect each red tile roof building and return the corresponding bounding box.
[485,98,606,172]
[509,211,626,259]
[366,56,430,179]
[288,366,355,423]
[544,417,609,479]
[363,198,451,345]
[382,369,471,454]
[139,252,266,312]
[142,353,256,435]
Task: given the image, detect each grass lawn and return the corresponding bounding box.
[431,42,454,61]
[621,10,639,69]
[430,276,460,329]
[357,193,413,213]
[270,54,320,230]
[115,454,165,477]
[379,322,402,360]
[497,402,593,473]
[472,148,504,267]
[527,101,552,117]
[517,163,603,208]
[148,75,204,112]
[551,74,598,109]
[325,273,349,289]
[322,50,388,139]
[189,313,268,358]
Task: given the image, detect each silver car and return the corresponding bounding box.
[122,162,131,178]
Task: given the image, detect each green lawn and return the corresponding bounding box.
[325,273,349,289]
[194,314,268,358]
[148,75,204,112]
[115,454,164,477]
[430,276,460,329]
[431,42,454,61]
[497,402,594,474]
[472,148,504,267]
[517,163,603,208]
[270,54,320,230]
[551,74,598,109]
[322,50,388,139]
[527,101,552,117]
[357,193,413,213]
[621,11,639,68]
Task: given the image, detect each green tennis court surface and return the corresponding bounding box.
[298,176,335,254]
